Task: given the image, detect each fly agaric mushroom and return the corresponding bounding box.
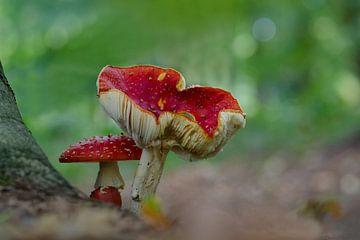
[97,65,246,211]
[59,134,142,206]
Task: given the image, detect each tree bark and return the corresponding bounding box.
[0,61,80,198]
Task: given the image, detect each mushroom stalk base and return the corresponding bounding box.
[131,147,168,213]
[94,162,125,189]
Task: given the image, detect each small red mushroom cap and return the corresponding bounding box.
[97,65,246,160]
[59,135,142,163]
[90,186,122,206]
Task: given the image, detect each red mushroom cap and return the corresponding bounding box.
[97,65,246,159]
[97,65,244,137]
[90,186,122,206]
[59,135,142,163]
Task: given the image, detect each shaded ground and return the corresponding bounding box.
[1,135,359,240]
[0,186,157,240]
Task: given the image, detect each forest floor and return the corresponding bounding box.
[0,134,359,240]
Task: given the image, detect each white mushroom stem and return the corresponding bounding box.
[94,162,125,189]
[130,147,169,213]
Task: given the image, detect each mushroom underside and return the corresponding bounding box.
[100,90,245,212]
[99,90,245,160]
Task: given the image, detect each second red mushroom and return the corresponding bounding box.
[59,135,142,206]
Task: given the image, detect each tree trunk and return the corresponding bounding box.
[0,61,80,198]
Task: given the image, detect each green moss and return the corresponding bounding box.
[0,175,10,186]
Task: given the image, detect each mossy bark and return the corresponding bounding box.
[0,61,80,198]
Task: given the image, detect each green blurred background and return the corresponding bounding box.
[1,0,359,191]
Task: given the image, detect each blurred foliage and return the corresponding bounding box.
[298,198,342,222]
[141,196,172,228]
[1,0,360,187]
[0,175,10,186]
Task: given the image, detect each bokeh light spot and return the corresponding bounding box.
[340,174,360,195]
[312,171,336,192]
[233,75,259,116]
[0,16,19,62]
[232,33,257,59]
[334,71,360,106]
[252,18,276,42]
[312,16,337,41]
[45,24,69,49]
